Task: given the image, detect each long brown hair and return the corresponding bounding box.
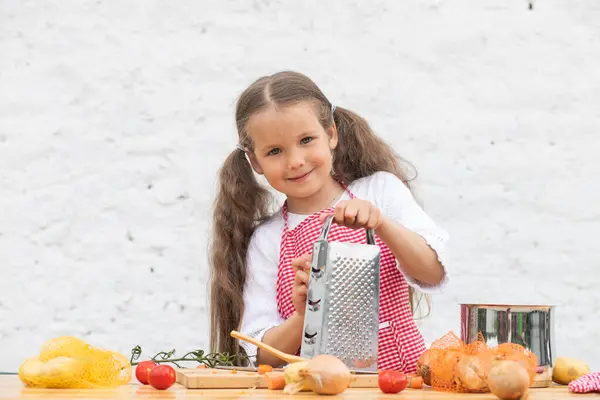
[209,71,429,363]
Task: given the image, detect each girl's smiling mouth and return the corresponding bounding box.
[288,169,313,183]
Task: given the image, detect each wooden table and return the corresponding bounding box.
[0,375,593,399]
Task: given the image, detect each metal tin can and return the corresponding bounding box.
[460,303,556,387]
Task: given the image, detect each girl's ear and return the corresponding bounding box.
[247,151,263,175]
[327,122,339,150]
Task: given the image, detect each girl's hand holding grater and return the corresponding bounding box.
[291,253,312,317]
[320,199,383,231]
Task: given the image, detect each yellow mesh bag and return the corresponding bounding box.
[426,331,537,393]
[19,336,132,389]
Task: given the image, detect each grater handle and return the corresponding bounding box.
[318,214,376,245]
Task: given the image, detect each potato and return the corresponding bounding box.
[38,336,91,362]
[18,356,85,389]
[552,357,590,385]
[18,357,45,387]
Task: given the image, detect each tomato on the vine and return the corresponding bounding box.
[378,370,408,394]
[135,360,157,385]
[148,364,177,390]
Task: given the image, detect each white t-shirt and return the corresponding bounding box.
[238,171,450,361]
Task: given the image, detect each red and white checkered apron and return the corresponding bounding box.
[275,187,426,373]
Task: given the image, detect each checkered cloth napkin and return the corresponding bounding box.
[568,372,600,393]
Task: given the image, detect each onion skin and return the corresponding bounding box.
[299,355,352,395]
[487,360,530,400]
[416,350,431,386]
[283,361,311,394]
[283,361,310,391]
[454,355,489,392]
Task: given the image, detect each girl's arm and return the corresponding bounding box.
[324,171,449,289]
[375,215,445,285]
[239,222,296,367]
[259,252,311,366]
[258,312,304,367]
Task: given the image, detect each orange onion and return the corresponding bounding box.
[454,354,490,392]
[416,349,431,386]
[487,360,530,400]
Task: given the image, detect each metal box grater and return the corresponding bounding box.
[299,215,381,372]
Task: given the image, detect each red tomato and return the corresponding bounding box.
[378,370,408,394]
[135,360,157,385]
[148,364,176,390]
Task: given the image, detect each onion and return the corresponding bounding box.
[283,361,311,393]
[487,360,530,400]
[285,355,352,395]
[416,350,431,386]
[454,355,490,392]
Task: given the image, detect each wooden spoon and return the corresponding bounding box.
[230,330,307,364]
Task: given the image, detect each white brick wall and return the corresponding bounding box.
[1,0,599,373]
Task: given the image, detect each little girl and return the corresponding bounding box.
[209,71,449,373]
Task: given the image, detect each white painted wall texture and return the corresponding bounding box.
[1,0,599,373]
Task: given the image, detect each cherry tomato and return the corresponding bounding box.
[135,360,157,385]
[148,364,177,390]
[378,370,408,394]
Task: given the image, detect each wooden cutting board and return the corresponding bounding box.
[176,368,379,389]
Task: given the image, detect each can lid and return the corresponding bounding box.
[459,303,557,309]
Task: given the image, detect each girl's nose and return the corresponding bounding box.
[287,149,305,169]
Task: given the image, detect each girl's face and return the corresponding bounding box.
[246,101,338,201]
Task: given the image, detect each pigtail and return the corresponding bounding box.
[330,106,430,319]
[209,148,272,364]
[331,106,416,188]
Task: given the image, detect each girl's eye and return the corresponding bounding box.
[268,148,281,156]
[300,137,313,144]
